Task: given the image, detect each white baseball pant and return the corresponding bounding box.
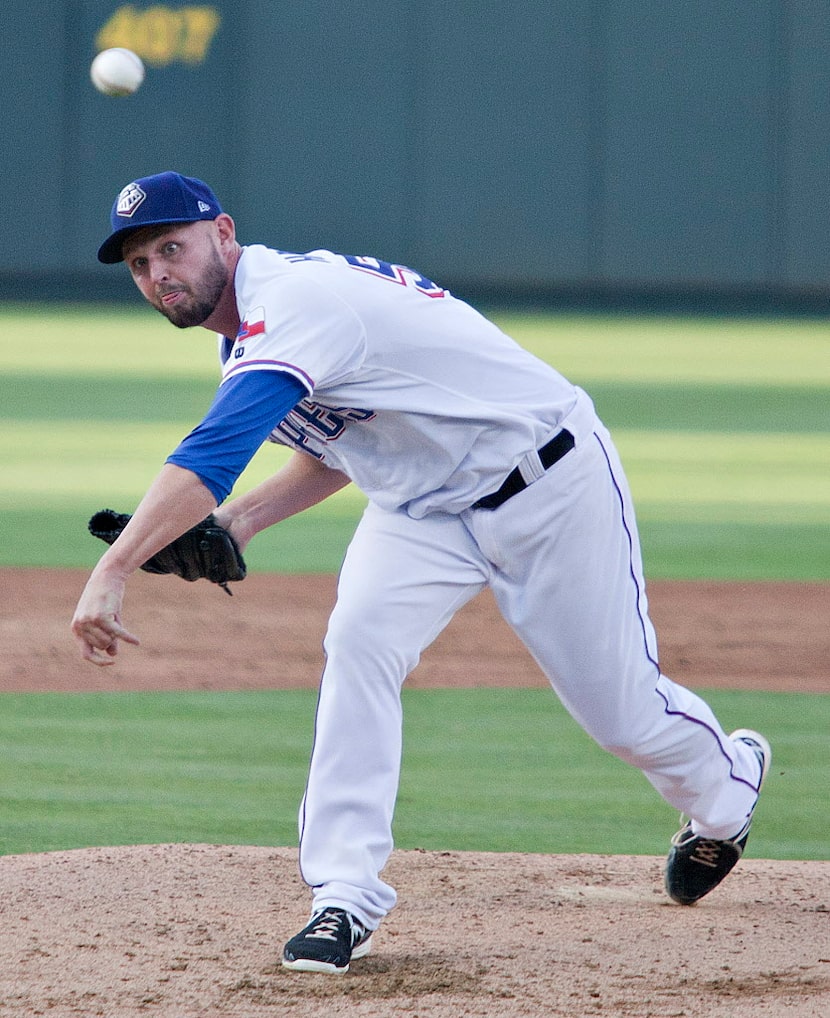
[296,395,764,928]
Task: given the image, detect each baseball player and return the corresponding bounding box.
[73,171,771,974]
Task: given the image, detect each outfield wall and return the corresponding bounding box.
[2,1,830,308]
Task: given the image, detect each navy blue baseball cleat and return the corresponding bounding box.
[282,907,374,974]
[665,729,771,906]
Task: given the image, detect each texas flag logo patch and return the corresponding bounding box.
[237,307,266,341]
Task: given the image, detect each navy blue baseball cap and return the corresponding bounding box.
[97,171,223,264]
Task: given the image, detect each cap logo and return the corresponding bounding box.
[116,182,147,218]
[198,200,211,213]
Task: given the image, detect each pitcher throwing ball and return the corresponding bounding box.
[72,171,771,974]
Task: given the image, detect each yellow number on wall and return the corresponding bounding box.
[179,7,221,64]
[95,4,221,67]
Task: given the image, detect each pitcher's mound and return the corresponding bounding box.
[1,843,827,1017]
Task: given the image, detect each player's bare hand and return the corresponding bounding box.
[71,572,140,666]
[72,615,140,666]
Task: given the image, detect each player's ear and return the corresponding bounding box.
[214,213,236,248]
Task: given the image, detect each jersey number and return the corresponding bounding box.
[342,255,446,298]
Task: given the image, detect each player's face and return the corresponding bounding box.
[123,222,231,329]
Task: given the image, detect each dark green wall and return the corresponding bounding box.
[2,1,829,307]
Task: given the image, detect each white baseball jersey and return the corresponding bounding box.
[219,245,579,516]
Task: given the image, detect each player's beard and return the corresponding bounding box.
[157,247,229,329]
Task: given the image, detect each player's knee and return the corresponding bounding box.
[323,612,419,680]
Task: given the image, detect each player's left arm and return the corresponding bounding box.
[213,450,351,552]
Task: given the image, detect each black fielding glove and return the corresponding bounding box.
[88,509,247,595]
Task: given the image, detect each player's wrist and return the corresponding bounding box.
[93,551,134,585]
[210,505,249,551]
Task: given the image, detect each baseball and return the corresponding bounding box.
[90,48,145,97]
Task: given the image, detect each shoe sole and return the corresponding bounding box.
[281,933,373,975]
[729,728,772,789]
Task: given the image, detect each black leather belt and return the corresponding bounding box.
[472,429,575,510]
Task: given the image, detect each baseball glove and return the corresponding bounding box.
[88,509,247,595]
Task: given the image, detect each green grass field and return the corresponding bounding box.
[1,303,827,859]
[0,689,826,860]
[1,304,827,577]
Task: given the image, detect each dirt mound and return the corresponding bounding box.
[0,844,827,1017]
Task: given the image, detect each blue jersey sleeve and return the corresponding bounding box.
[166,370,308,503]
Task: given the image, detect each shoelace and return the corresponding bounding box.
[305,909,367,947]
[306,910,343,942]
[688,838,723,868]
